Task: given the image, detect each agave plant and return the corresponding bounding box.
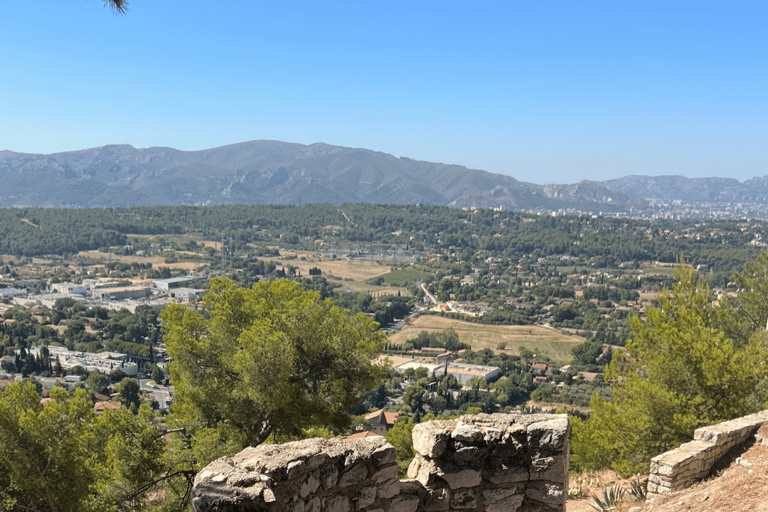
[589,485,625,512]
[629,477,647,501]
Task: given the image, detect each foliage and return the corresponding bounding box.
[571,264,768,475]
[104,0,128,15]
[628,478,647,501]
[589,485,625,512]
[163,277,385,454]
[115,377,141,411]
[385,416,416,474]
[717,251,768,348]
[0,381,166,512]
[402,328,468,352]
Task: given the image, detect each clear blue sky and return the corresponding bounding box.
[1,1,765,183]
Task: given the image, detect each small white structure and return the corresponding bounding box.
[434,362,501,383]
[51,282,87,295]
[152,276,199,291]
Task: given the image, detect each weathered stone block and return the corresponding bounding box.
[529,453,567,482]
[306,497,321,512]
[490,432,525,459]
[423,486,450,511]
[438,468,482,490]
[450,445,489,466]
[378,479,400,499]
[288,499,305,512]
[406,455,423,480]
[485,465,528,485]
[526,418,569,450]
[526,482,565,509]
[451,489,479,509]
[320,464,339,489]
[412,458,440,487]
[373,464,399,484]
[388,496,420,512]
[452,423,484,442]
[483,489,524,512]
[372,444,397,466]
[287,460,306,479]
[299,475,319,498]
[483,428,503,444]
[338,462,368,487]
[355,486,377,509]
[412,421,454,458]
[325,495,349,512]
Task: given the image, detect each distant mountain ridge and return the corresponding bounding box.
[0,141,763,212]
[600,175,768,204]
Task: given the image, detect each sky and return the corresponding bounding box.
[1,1,766,184]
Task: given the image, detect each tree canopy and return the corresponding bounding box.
[571,263,768,475]
[0,381,165,512]
[162,277,385,455]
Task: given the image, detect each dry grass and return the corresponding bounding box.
[387,315,585,365]
[251,250,391,282]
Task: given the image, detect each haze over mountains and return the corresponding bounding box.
[0,140,765,214]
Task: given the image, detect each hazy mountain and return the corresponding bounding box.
[600,175,768,205]
[0,141,647,212]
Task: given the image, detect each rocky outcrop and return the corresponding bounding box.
[191,413,570,512]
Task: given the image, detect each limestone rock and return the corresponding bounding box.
[412,421,454,458]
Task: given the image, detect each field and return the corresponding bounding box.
[373,267,433,286]
[388,315,585,365]
[272,251,390,281]
[251,250,413,295]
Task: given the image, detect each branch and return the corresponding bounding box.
[103,0,129,15]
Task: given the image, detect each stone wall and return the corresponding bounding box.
[647,410,768,500]
[191,413,569,512]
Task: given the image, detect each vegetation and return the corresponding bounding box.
[0,381,164,512]
[4,202,768,507]
[159,277,386,502]
[571,263,768,476]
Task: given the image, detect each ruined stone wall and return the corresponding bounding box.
[191,413,569,512]
[647,410,768,500]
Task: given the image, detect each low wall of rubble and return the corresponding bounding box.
[191,413,570,512]
[647,410,768,499]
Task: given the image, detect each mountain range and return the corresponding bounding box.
[0,140,765,213]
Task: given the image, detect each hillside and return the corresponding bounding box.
[0,141,645,212]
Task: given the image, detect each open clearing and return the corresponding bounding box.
[253,250,392,282]
[388,315,585,365]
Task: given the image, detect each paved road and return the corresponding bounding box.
[139,378,174,410]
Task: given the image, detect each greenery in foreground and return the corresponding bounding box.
[4,254,768,509]
[571,255,768,476]
[0,277,385,512]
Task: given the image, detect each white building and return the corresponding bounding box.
[433,362,501,383]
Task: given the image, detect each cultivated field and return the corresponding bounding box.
[388,315,585,365]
